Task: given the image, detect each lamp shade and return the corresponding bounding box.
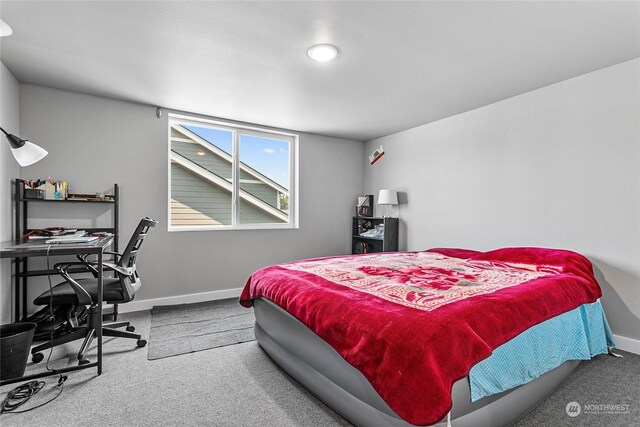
[1,127,48,166]
[377,189,398,205]
[11,141,48,167]
[0,20,12,38]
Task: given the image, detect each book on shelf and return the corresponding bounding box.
[23,228,85,240]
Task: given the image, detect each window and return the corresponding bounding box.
[168,114,298,230]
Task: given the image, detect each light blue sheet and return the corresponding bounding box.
[469,300,615,402]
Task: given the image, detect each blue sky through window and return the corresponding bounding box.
[185,125,232,154]
[185,125,289,189]
[240,135,289,189]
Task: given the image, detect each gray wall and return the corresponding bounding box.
[0,62,20,323]
[364,59,640,341]
[7,60,639,344]
[17,84,364,309]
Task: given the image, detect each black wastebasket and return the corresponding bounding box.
[0,322,36,381]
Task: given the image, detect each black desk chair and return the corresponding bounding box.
[31,217,158,365]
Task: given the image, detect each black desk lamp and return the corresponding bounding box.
[1,127,48,166]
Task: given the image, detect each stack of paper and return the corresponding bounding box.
[45,235,99,244]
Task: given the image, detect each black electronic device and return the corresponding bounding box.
[23,189,45,199]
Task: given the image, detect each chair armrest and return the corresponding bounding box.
[76,251,121,276]
[101,263,135,277]
[52,261,95,275]
[77,251,121,262]
[62,259,134,278]
[53,262,94,306]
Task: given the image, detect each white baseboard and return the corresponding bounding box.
[612,334,640,355]
[113,287,244,314]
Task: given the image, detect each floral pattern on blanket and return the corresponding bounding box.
[282,252,562,311]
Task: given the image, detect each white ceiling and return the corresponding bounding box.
[0,1,638,141]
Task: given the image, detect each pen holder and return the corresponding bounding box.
[35,183,56,200]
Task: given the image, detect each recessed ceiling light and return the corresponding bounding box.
[196,151,206,156]
[307,44,339,62]
[0,20,13,37]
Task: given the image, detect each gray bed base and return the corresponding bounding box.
[253,297,579,427]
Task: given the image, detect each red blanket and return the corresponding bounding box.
[239,247,601,426]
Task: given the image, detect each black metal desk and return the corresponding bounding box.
[0,236,113,386]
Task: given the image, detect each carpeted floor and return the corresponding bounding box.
[148,299,255,360]
[509,349,639,426]
[1,309,637,426]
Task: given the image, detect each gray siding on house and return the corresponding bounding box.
[240,177,278,208]
[239,199,282,224]
[172,139,232,180]
[171,163,284,226]
[171,163,232,225]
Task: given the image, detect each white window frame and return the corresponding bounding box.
[168,113,299,232]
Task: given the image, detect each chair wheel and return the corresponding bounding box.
[136,339,147,348]
[126,326,135,332]
[32,353,44,364]
[78,359,91,365]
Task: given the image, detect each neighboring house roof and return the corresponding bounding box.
[170,124,288,223]
[171,124,289,195]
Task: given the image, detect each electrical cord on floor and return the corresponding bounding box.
[1,245,67,414]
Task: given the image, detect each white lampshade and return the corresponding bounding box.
[378,189,398,205]
[0,20,13,38]
[11,141,48,166]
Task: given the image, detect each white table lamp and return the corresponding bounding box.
[378,189,398,217]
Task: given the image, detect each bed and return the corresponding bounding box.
[240,247,614,426]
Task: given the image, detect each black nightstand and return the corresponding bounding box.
[352,217,399,254]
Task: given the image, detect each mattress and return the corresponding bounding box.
[240,247,606,425]
[253,297,580,426]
